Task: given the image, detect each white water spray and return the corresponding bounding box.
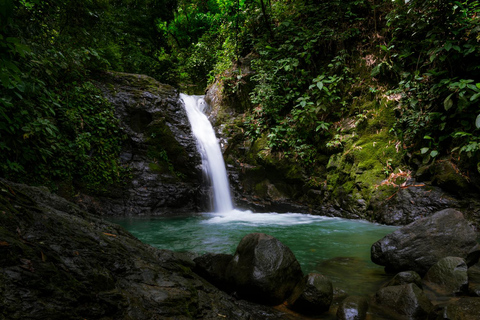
[181,94,234,213]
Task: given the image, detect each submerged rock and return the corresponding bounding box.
[225,233,304,305]
[79,72,205,216]
[371,208,479,275]
[0,180,290,319]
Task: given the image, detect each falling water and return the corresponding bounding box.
[181,94,233,213]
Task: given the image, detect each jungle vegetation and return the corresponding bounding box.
[1,0,479,192]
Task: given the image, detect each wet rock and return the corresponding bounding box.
[423,257,468,296]
[371,208,479,275]
[441,297,480,320]
[79,72,205,216]
[336,295,368,320]
[383,271,423,289]
[0,180,290,319]
[468,261,480,296]
[370,183,458,225]
[225,233,304,305]
[287,273,333,315]
[372,283,433,319]
[193,253,233,291]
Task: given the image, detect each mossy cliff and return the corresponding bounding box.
[205,67,480,227]
[76,72,206,215]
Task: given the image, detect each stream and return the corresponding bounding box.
[110,211,397,296]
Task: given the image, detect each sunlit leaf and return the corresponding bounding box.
[476,114,480,129]
[444,93,454,111]
[420,147,429,154]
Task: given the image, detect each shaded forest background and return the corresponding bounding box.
[1,0,479,194]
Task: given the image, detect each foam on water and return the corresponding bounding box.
[203,209,335,225]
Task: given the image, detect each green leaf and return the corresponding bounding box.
[420,147,429,154]
[444,93,454,111]
[430,150,439,158]
[476,114,480,129]
[470,93,480,102]
[445,42,452,51]
[316,81,323,91]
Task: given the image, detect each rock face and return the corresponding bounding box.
[287,273,333,315]
[372,283,433,319]
[371,208,479,275]
[0,180,290,319]
[225,233,304,305]
[80,72,205,215]
[423,256,468,296]
[442,297,480,319]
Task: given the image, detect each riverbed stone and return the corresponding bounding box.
[225,233,304,305]
[468,261,480,296]
[383,271,423,289]
[371,208,479,275]
[287,273,333,315]
[441,297,480,320]
[423,256,468,296]
[336,295,368,320]
[372,283,433,319]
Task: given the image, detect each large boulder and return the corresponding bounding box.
[371,208,479,275]
[0,180,290,319]
[423,256,468,296]
[77,72,205,216]
[287,273,333,315]
[225,233,304,305]
[372,283,433,319]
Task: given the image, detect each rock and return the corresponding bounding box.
[225,233,304,305]
[336,295,369,320]
[423,257,468,296]
[287,273,333,315]
[370,183,458,225]
[383,271,423,289]
[371,208,479,275]
[372,283,433,319]
[79,72,205,216]
[468,261,480,296]
[441,297,480,320]
[193,253,233,291]
[0,180,290,319]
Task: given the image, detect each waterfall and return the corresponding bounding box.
[181,94,234,213]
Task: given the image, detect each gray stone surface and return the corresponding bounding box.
[423,256,468,296]
[372,283,433,319]
[371,208,479,275]
[225,233,304,305]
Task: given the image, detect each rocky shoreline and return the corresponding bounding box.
[2,179,480,319]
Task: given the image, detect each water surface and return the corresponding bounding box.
[110,210,397,296]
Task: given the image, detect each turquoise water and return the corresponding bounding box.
[109,210,397,295]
